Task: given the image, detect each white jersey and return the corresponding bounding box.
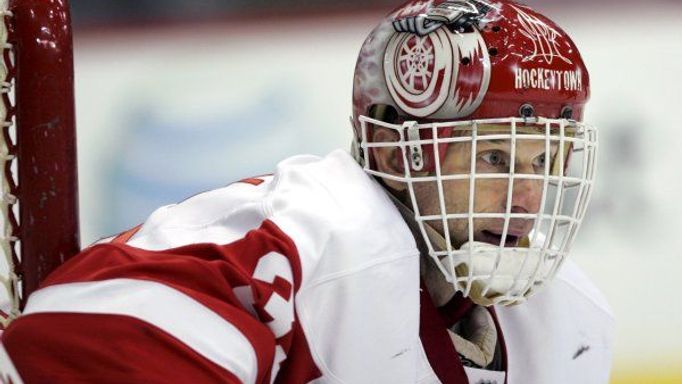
[1,150,613,383]
[495,262,614,384]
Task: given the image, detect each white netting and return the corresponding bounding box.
[0,0,19,329]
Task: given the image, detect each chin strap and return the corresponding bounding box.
[447,306,498,368]
[388,192,458,306]
[419,219,459,306]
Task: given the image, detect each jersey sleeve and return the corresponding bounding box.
[1,216,310,384]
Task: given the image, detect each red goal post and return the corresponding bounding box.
[0,0,79,326]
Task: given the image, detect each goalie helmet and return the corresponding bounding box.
[351,0,597,306]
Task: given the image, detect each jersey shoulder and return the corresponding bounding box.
[267,150,418,277]
[122,149,415,257]
[124,174,273,250]
[269,150,404,225]
[553,259,613,320]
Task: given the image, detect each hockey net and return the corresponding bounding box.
[0,0,79,328]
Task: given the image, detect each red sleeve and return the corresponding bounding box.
[1,220,320,383]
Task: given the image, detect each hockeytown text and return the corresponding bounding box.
[514,67,583,92]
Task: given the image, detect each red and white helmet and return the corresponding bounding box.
[352,0,598,306]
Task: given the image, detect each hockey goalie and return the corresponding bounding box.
[0,0,614,383]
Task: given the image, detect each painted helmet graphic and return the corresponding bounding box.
[352,0,597,306]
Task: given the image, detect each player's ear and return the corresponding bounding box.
[372,127,407,192]
[367,104,408,192]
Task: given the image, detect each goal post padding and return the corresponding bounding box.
[0,0,79,323]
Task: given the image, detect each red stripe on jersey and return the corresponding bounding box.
[274,320,321,383]
[422,289,510,384]
[111,224,142,244]
[2,313,242,383]
[20,219,321,383]
[419,281,468,383]
[240,177,265,186]
[42,220,303,292]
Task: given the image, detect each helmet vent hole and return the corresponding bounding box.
[519,103,535,118]
[488,47,498,56]
[560,106,574,119]
[451,24,475,34]
[368,104,399,123]
[461,57,471,66]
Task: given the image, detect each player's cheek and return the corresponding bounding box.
[473,179,508,212]
[443,179,470,214]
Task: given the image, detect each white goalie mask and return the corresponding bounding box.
[355,117,597,306]
[351,0,597,305]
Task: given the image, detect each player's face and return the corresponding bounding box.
[411,127,558,249]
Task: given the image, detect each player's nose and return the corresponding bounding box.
[510,176,543,214]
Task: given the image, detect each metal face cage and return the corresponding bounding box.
[357,115,597,305]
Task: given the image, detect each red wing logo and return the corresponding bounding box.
[385,29,453,117]
[397,35,436,93]
[385,26,490,119]
[386,1,494,118]
[512,5,572,65]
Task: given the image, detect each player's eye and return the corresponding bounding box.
[533,153,546,171]
[478,150,509,172]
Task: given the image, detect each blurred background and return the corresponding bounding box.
[69,0,681,382]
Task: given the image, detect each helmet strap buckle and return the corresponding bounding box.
[404,121,424,171]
